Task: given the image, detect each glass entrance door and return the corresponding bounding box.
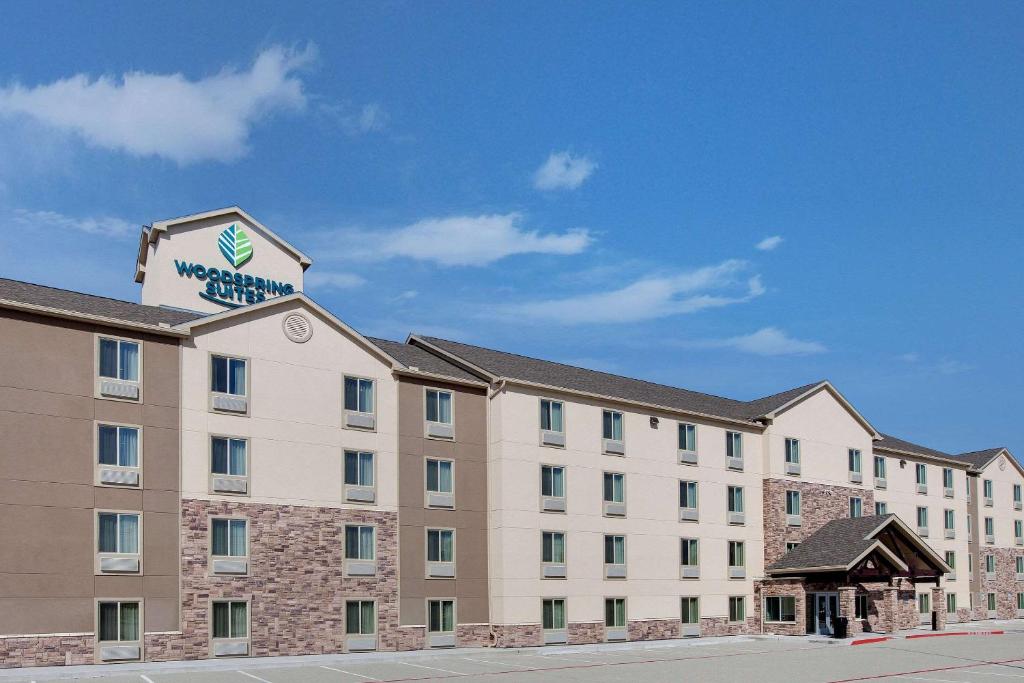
[814,593,839,635]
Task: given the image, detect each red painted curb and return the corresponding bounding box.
[905,630,1004,639]
[852,637,891,645]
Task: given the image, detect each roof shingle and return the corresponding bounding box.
[368,337,483,384]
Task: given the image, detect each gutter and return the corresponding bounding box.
[0,299,189,337]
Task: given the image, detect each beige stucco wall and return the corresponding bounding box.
[0,310,180,636]
[975,452,1024,547]
[179,300,399,511]
[140,212,306,314]
[487,384,765,626]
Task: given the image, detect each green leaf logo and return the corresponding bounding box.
[218,224,253,268]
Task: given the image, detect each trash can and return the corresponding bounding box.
[834,616,849,639]
[932,610,939,631]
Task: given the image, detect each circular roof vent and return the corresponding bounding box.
[282,313,313,343]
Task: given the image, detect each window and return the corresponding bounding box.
[212,601,248,640]
[728,540,745,568]
[426,459,454,494]
[916,463,927,485]
[211,518,247,558]
[874,456,887,479]
[764,596,796,622]
[918,593,930,615]
[1018,556,1024,574]
[987,593,997,611]
[98,425,139,469]
[848,449,862,474]
[211,355,247,396]
[855,595,868,620]
[209,438,245,485]
[679,480,698,521]
[946,593,957,614]
[604,535,626,565]
[345,525,375,561]
[542,598,566,631]
[727,486,744,514]
[603,472,625,504]
[1015,484,1022,506]
[875,502,888,516]
[98,512,139,555]
[344,451,375,487]
[427,529,455,563]
[542,531,566,564]
[945,550,956,570]
[729,596,746,622]
[602,410,623,441]
[97,601,140,644]
[786,490,801,516]
[1018,593,1024,611]
[425,389,453,425]
[726,431,742,460]
[943,468,954,490]
[344,376,374,414]
[786,541,800,552]
[605,598,626,628]
[680,538,699,567]
[540,399,564,433]
[540,465,565,498]
[1015,519,1023,541]
[681,597,700,624]
[785,438,800,464]
[985,554,995,574]
[944,509,955,530]
[916,506,929,531]
[985,516,995,540]
[679,423,697,452]
[98,337,140,382]
[346,601,376,636]
[428,600,455,634]
[849,497,863,518]
[983,479,994,502]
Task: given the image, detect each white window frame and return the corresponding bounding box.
[209,434,249,495]
[540,464,567,513]
[343,450,377,504]
[94,422,143,488]
[343,375,377,431]
[849,497,863,518]
[210,599,250,657]
[728,596,746,623]
[95,510,142,575]
[425,387,455,431]
[209,517,250,576]
[95,334,142,402]
[764,596,797,623]
[95,599,143,662]
[426,528,456,578]
[209,353,250,415]
[425,457,455,509]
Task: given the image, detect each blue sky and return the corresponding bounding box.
[0,2,1021,459]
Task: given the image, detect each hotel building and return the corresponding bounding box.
[1,207,1021,668]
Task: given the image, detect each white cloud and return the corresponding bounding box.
[323,213,591,267]
[304,271,366,290]
[532,151,597,191]
[756,235,783,251]
[323,101,389,136]
[496,259,762,324]
[12,208,136,238]
[0,45,314,165]
[716,327,825,356]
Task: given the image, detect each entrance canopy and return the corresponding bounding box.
[768,514,950,582]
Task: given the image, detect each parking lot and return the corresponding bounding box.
[4,625,1024,683]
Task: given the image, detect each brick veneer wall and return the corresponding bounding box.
[151,499,401,661]
[627,619,680,641]
[491,624,543,648]
[568,621,603,645]
[700,617,759,636]
[763,479,876,565]
[754,578,807,636]
[396,626,425,651]
[0,635,93,668]
[978,547,1024,619]
[456,624,491,648]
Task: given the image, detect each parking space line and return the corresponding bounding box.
[894,677,974,683]
[398,660,468,676]
[963,673,1024,679]
[461,656,531,668]
[238,671,276,683]
[141,676,157,683]
[320,665,380,680]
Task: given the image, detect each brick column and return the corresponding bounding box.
[931,587,946,630]
[879,586,898,633]
[838,587,862,635]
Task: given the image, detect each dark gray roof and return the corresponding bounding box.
[417,336,824,423]
[953,448,1006,469]
[0,277,202,328]
[368,337,483,384]
[769,515,890,572]
[873,433,961,463]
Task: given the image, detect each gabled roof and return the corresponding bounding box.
[367,337,487,386]
[0,277,199,334]
[768,514,950,577]
[749,380,882,439]
[873,433,968,468]
[412,336,873,429]
[135,206,312,283]
[954,447,1024,478]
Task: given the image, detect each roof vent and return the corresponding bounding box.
[282,313,313,343]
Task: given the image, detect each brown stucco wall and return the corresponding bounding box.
[0,310,181,641]
[396,375,489,628]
